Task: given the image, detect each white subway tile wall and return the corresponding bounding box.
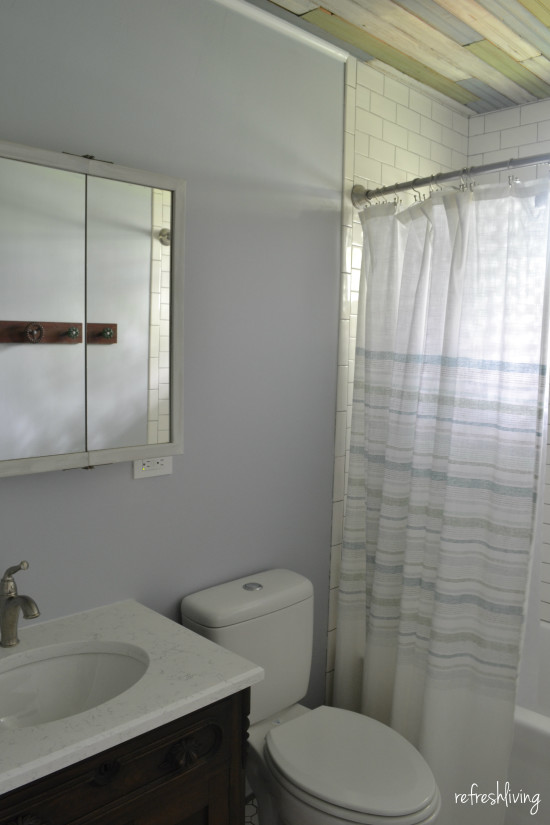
[148,189,171,444]
[329,60,550,698]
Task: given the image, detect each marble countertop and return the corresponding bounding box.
[0,599,264,796]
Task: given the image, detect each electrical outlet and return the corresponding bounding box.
[133,456,173,479]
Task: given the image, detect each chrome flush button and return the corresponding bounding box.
[243,582,263,591]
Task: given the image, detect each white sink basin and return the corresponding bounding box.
[0,640,149,729]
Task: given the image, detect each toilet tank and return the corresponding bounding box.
[180,569,313,725]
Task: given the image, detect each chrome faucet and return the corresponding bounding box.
[0,561,40,647]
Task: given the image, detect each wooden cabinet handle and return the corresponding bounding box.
[0,321,83,344]
[164,724,222,773]
[91,759,121,786]
[166,735,201,770]
[86,323,117,344]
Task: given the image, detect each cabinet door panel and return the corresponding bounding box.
[86,177,152,451]
[79,773,227,825]
[0,157,86,460]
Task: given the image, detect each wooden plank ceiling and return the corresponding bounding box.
[259,0,550,112]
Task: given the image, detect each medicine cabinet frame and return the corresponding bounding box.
[0,139,184,478]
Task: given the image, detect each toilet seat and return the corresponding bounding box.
[264,706,440,825]
[265,750,440,825]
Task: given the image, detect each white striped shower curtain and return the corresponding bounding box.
[334,180,550,825]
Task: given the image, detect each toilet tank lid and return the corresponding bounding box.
[180,569,313,628]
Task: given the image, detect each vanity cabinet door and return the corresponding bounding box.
[80,770,229,825]
[0,157,86,461]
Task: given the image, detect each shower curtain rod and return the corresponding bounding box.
[350,151,550,208]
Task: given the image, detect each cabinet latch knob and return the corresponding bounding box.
[24,322,44,343]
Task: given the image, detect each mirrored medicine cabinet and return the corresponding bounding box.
[0,139,184,478]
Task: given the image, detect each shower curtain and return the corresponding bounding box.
[333,180,550,825]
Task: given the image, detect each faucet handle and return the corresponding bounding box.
[1,561,29,596]
[3,561,29,578]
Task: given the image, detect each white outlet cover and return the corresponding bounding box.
[133,456,173,479]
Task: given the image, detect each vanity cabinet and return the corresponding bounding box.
[0,690,249,825]
[0,140,184,478]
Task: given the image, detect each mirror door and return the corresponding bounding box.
[0,157,86,461]
[86,176,152,451]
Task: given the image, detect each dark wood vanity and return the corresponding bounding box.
[0,689,249,825]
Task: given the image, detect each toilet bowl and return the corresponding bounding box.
[256,705,440,825]
[180,569,440,825]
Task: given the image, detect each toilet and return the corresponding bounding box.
[180,569,440,825]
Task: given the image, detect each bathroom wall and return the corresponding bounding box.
[0,0,344,708]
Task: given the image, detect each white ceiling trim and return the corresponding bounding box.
[211,0,349,60]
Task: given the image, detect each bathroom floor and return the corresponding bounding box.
[245,796,259,825]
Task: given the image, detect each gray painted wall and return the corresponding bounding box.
[0,0,344,707]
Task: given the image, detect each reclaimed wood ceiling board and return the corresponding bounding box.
[260,0,550,112]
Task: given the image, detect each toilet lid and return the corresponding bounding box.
[265,706,437,818]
